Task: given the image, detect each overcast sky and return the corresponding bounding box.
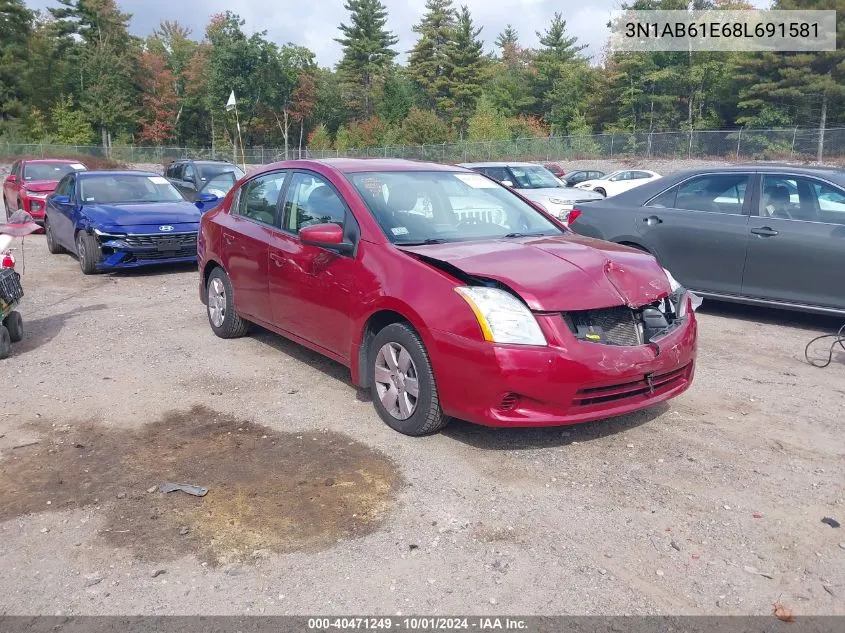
[23,0,637,67]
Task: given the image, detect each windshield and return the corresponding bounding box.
[348,171,564,245]
[200,172,238,197]
[507,165,563,189]
[602,171,623,181]
[24,162,84,181]
[197,163,245,181]
[79,175,185,204]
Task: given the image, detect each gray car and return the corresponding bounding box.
[571,165,845,315]
[458,162,603,223]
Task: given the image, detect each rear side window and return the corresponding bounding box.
[673,174,749,214]
[237,172,286,226]
[183,163,196,183]
[813,181,845,225]
[761,174,845,225]
[479,167,509,182]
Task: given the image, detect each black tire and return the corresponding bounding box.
[4,311,23,343]
[75,231,100,275]
[45,218,65,254]
[0,325,10,360]
[370,323,448,436]
[595,187,607,197]
[206,267,250,338]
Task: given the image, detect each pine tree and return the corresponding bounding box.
[0,0,33,121]
[335,0,398,118]
[442,5,483,137]
[407,0,456,113]
[534,13,588,133]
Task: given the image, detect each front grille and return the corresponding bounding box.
[121,233,197,248]
[573,364,690,407]
[133,247,197,261]
[568,306,642,346]
[0,268,24,304]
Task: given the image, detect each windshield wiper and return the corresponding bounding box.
[395,238,448,246]
[502,232,551,238]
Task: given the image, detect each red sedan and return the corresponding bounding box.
[198,159,697,436]
[3,159,88,222]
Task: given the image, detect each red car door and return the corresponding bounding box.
[218,170,288,326]
[268,171,359,360]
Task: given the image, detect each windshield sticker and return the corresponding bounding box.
[391,227,409,236]
[70,163,86,170]
[149,176,169,185]
[455,173,498,189]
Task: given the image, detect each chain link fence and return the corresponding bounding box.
[3,128,845,166]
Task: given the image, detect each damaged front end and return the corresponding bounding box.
[92,229,198,267]
[564,282,701,349]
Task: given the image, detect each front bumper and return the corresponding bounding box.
[430,311,697,427]
[93,231,199,270]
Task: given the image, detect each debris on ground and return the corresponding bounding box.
[671,540,681,551]
[12,440,39,449]
[743,565,774,579]
[823,585,836,597]
[773,602,794,622]
[84,572,104,587]
[179,526,189,535]
[151,569,165,578]
[821,517,840,528]
[158,482,208,497]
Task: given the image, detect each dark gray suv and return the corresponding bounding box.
[165,159,245,202]
[571,165,845,315]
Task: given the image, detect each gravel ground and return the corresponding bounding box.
[1,204,844,617]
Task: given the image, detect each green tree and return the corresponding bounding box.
[50,94,95,144]
[467,95,510,141]
[400,107,448,144]
[308,123,332,151]
[0,0,33,122]
[407,0,456,113]
[379,67,424,124]
[441,5,484,137]
[335,0,398,118]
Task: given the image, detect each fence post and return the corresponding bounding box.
[688,129,692,159]
[736,126,743,160]
[610,134,614,158]
[40,142,44,158]
[790,127,797,159]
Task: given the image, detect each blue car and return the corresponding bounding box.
[43,170,221,274]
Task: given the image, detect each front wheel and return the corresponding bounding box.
[370,323,448,436]
[4,311,23,343]
[206,267,250,338]
[0,325,10,359]
[594,187,607,197]
[76,231,100,275]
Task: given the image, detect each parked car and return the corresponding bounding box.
[198,158,698,436]
[165,159,245,202]
[44,170,220,274]
[544,163,565,178]
[3,159,88,223]
[569,165,845,315]
[562,169,605,187]
[458,162,603,223]
[575,170,661,197]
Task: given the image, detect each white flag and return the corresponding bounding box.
[225,90,237,112]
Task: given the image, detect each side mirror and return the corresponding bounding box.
[6,175,17,183]
[195,192,220,212]
[52,195,71,205]
[501,180,514,188]
[300,222,354,255]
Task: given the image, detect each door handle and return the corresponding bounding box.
[751,227,779,237]
[642,215,663,225]
[270,252,285,267]
[223,231,235,245]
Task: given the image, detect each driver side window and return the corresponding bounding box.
[283,173,347,234]
[237,171,286,226]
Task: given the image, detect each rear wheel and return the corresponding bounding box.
[75,231,99,275]
[45,219,64,254]
[0,325,10,359]
[206,267,250,338]
[370,323,448,436]
[4,311,23,343]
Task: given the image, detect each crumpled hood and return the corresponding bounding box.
[400,235,671,311]
[22,180,60,193]
[81,202,202,228]
[520,187,604,203]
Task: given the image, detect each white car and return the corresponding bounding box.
[458,162,604,223]
[575,169,661,197]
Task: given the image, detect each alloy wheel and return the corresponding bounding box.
[208,277,226,327]
[373,342,420,420]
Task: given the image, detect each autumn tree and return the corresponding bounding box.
[137,49,178,143]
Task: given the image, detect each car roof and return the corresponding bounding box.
[22,158,81,164]
[667,163,845,181]
[77,170,161,178]
[458,162,543,168]
[258,158,468,174]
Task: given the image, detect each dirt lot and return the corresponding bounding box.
[1,227,844,616]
